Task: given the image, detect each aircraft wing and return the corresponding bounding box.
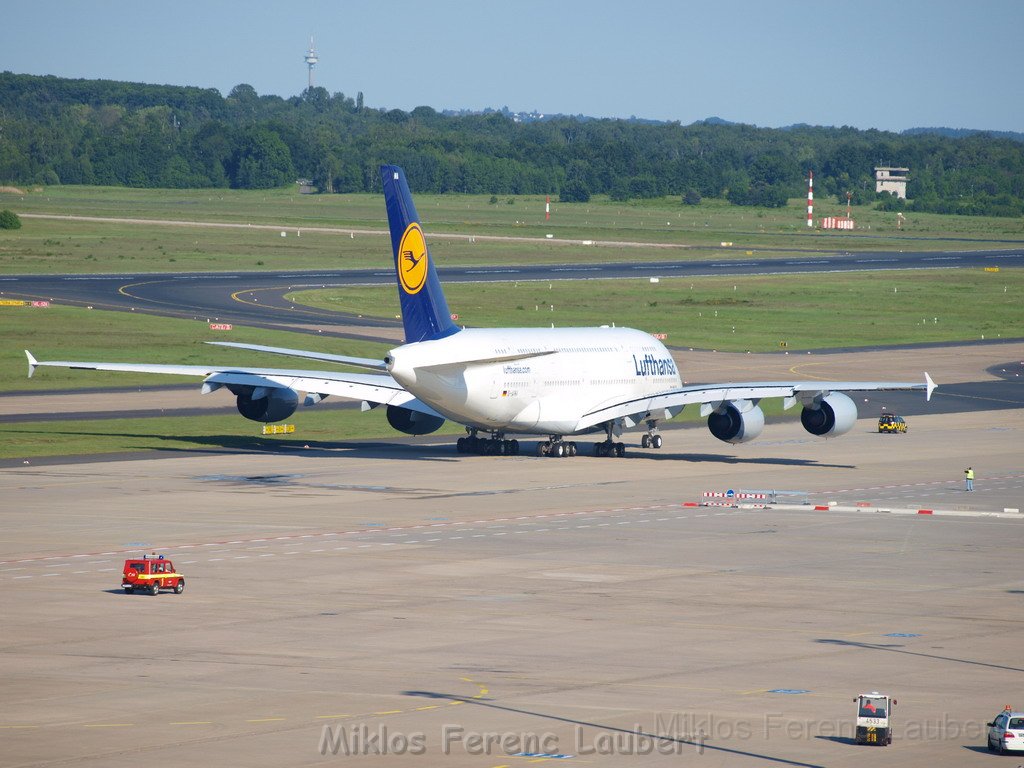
[24,350,439,415]
[573,374,935,433]
[204,341,389,371]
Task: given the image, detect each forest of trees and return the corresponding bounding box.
[2,72,1023,217]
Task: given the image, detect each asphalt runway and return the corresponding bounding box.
[3,246,1022,334]
[1,409,1022,768]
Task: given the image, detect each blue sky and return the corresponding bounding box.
[2,0,1022,132]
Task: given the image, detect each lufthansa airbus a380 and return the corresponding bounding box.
[25,165,935,458]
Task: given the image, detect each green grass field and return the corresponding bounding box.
[288,269,1024,352]
[3,184,1023,274]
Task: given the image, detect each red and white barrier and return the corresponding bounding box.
[821,216,855,230]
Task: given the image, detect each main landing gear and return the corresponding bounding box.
[595,422,626,458]
[594,441,625,457]
[640,420,663,450]
[537,437,578,458]
[457,429,520,456]
[456,423,663,459]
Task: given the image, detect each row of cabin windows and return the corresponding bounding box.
[504,378,671,389]
[507,347,621,355]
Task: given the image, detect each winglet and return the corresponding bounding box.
[25,350,37,378]
[924,371,936,401]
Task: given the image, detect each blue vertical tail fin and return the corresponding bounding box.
[380,165,460,343]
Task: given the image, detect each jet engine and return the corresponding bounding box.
[386,405,445,435]
[800,392,857,437]
[235,386,299,423]
[707,401,765,444]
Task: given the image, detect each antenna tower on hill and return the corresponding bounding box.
[305,36,319,90]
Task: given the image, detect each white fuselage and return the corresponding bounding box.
[386,327,681,435]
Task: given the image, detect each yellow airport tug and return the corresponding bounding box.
[854,691,895,745]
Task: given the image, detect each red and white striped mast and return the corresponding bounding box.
[545,195,550,221]
[806,170,814,228]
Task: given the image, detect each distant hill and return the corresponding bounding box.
[442,112,1024,139]
[903,126,1024,143]
[441,106,667,125]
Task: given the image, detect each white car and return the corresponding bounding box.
[987,708,1024,754]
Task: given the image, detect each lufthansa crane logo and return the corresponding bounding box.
[397,222,428,295]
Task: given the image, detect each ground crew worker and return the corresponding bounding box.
[964,466,974,492]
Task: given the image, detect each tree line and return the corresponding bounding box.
[2,72,1023,217]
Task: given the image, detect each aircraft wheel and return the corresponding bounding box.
[615,442,625,457]
[568,442,577,457]
[554,442,565,458]
[641,434,650,448]
[653,434,663,449]
[537,441,549,457]
[456,437,466,453]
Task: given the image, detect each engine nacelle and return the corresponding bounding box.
[386,405,445,435]
[800,392,857,437]
[235,387,298,423]
[707,402,765,444]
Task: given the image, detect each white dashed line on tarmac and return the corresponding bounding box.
[2,505,764,583]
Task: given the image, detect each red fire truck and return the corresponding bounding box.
[122,554,185,595]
